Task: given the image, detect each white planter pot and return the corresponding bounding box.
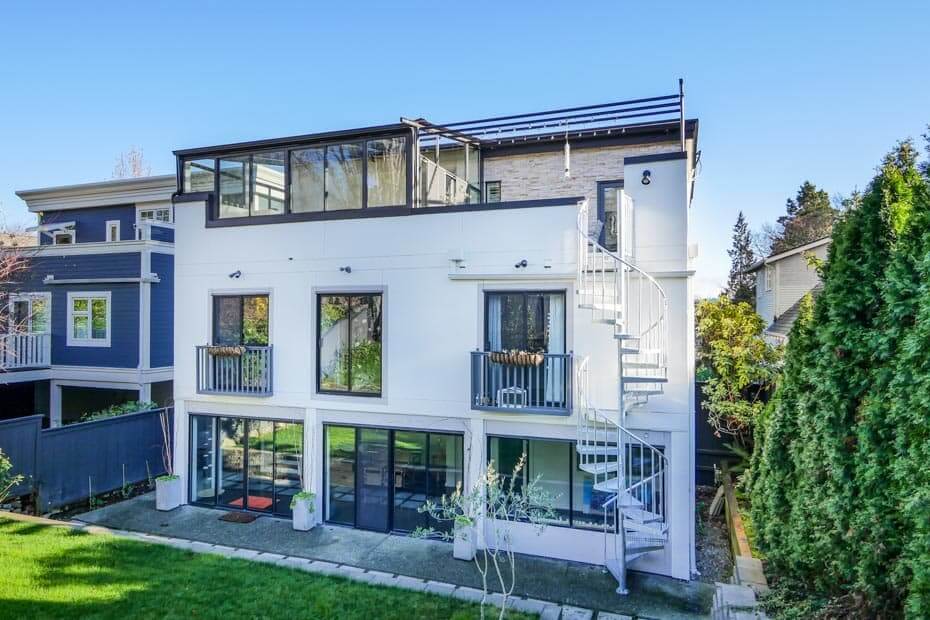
[453,524,477,561]
[156,477,182,511]
[292,501,316,531]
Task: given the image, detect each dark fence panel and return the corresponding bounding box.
[37,408,170,511]
[695,382,730,486]
[0,415,41,497]
[0,408,171,511]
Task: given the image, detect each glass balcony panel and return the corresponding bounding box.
[290,147,325,213]
[367,137,407,207]
[219,156,250,219]
[325,143,363,211]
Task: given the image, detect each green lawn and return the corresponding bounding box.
[0,518,528,619]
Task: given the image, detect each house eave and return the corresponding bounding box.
[17,175,176,212]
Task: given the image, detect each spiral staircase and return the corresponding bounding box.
[575,195,670,594]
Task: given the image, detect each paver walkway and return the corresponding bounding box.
[74,493,711,619]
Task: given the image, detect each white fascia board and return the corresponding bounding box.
[748,237,831,272]
[17,175,176,212]
[13,240,174,257]
[49,365,172,383]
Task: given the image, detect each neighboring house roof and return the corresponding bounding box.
[765,283,823,340]
[0,232,37,248]
[746,236,831,273]
[16,174,176,212]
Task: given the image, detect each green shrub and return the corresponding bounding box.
[750,139,930,617]
[80,400,158,423]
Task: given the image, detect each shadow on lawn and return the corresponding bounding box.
[0,520,497,620]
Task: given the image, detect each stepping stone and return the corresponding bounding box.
[424,581,456,596]
[562,606,594,620]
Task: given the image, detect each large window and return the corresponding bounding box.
[213,294,269,345]
[218,152,285,219]
[184,133,410,221]
[317,293,382,396]
[485,291,565,353]
[67,292,110,347]
[488,436,615,531]
[324,425,463,533]
[189,415,303,517]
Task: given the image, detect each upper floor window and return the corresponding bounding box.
[764,265,774,292]
[317,293,382,396]
[67,292,110,347]
[213,294,269,345]
[106,220,120,242]
[485,291,565,354]
[139,207,172,223]
[9,293,49,334]
[53,230,74,245]
[183,159,216,193]
[485,181,501,203]
[218,152,286,219]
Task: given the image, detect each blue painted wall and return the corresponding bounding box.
[24,252,141,280]
[150,225,174,243]
[150,252,173,368]
[9,254,141,368]
[50,283,139,368]
[39,205,137,244]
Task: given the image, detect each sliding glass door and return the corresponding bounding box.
[190,415,303,517]
[324,425,463,533]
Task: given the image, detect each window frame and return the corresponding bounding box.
[181,129,415,224]
[52,230,75,245]
[66,291,111,347]
[8,292,51,334]
[483,290,567,352]
[106,220,121,242]
[136,206,173,224]
[315,291,384,398]
[211,293,271,346]
[764,264,774,292]
[486,434,666,531]
[484,180,501,203]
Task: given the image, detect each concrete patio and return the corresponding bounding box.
[75,494,712,619]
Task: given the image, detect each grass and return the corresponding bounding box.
[0,518,531,619]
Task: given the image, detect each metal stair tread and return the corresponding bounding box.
[578,461,620,474]
[621,376,668,384]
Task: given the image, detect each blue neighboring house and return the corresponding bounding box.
[1,175,175,426]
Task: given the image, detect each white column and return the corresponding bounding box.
[49,380,62,428]
[467,417,486,549]
[173,400,189,502]
[139,249,151,371]
[139,382,152,404]
[305,407,321,515]
[668,429,692,580]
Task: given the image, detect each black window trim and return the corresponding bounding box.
[184,128,415,222]
[212,293,270,346]
[315,292,383,398]
[322,423,464,533]
[483,289,567,352]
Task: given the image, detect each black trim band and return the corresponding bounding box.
[624,151,688,165]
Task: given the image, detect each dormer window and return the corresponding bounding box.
[53,230,74,245]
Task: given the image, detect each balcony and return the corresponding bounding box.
[470,351,572,415]
[196,345,273,396]
[0,333,51,371]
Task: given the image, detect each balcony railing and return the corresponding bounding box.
[0,333,51,370]
[196,345,273,396]
[470,351,572,415]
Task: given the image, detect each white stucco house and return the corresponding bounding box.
[168,87,700,593]
[748,237,830,342]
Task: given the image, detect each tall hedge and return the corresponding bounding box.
[750,141,930,617]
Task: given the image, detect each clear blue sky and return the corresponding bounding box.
[1,2,928,296]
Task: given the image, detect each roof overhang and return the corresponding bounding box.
[746,236,831,272]
[16,175,176,212]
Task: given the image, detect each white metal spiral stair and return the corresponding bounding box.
[575,195,670,595]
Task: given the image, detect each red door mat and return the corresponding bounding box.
[227,496,274,511]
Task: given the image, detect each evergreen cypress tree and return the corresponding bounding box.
[725,211,756,304]
[769,181,838,253]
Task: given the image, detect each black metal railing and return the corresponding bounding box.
[196,345,273,396]
[470,351,572,415]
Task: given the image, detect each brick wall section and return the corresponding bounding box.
[483,141,680,203]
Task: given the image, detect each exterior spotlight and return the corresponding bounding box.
[641,170,652,185]
[228,270,241,279]
[340,266,352,273]
[514,259,528,269]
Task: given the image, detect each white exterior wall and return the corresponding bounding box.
[755,241,828,326]
[172,143,695,580]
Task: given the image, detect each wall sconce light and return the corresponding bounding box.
[228,270,241,279]
[339,266,352,274]
[514,259,528,269]
[641,170,652,185]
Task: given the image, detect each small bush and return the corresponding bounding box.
[80,400,158,423]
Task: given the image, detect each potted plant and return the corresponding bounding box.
[453,516,477,561]
[155,409,181,511]
[291,491,316,531]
